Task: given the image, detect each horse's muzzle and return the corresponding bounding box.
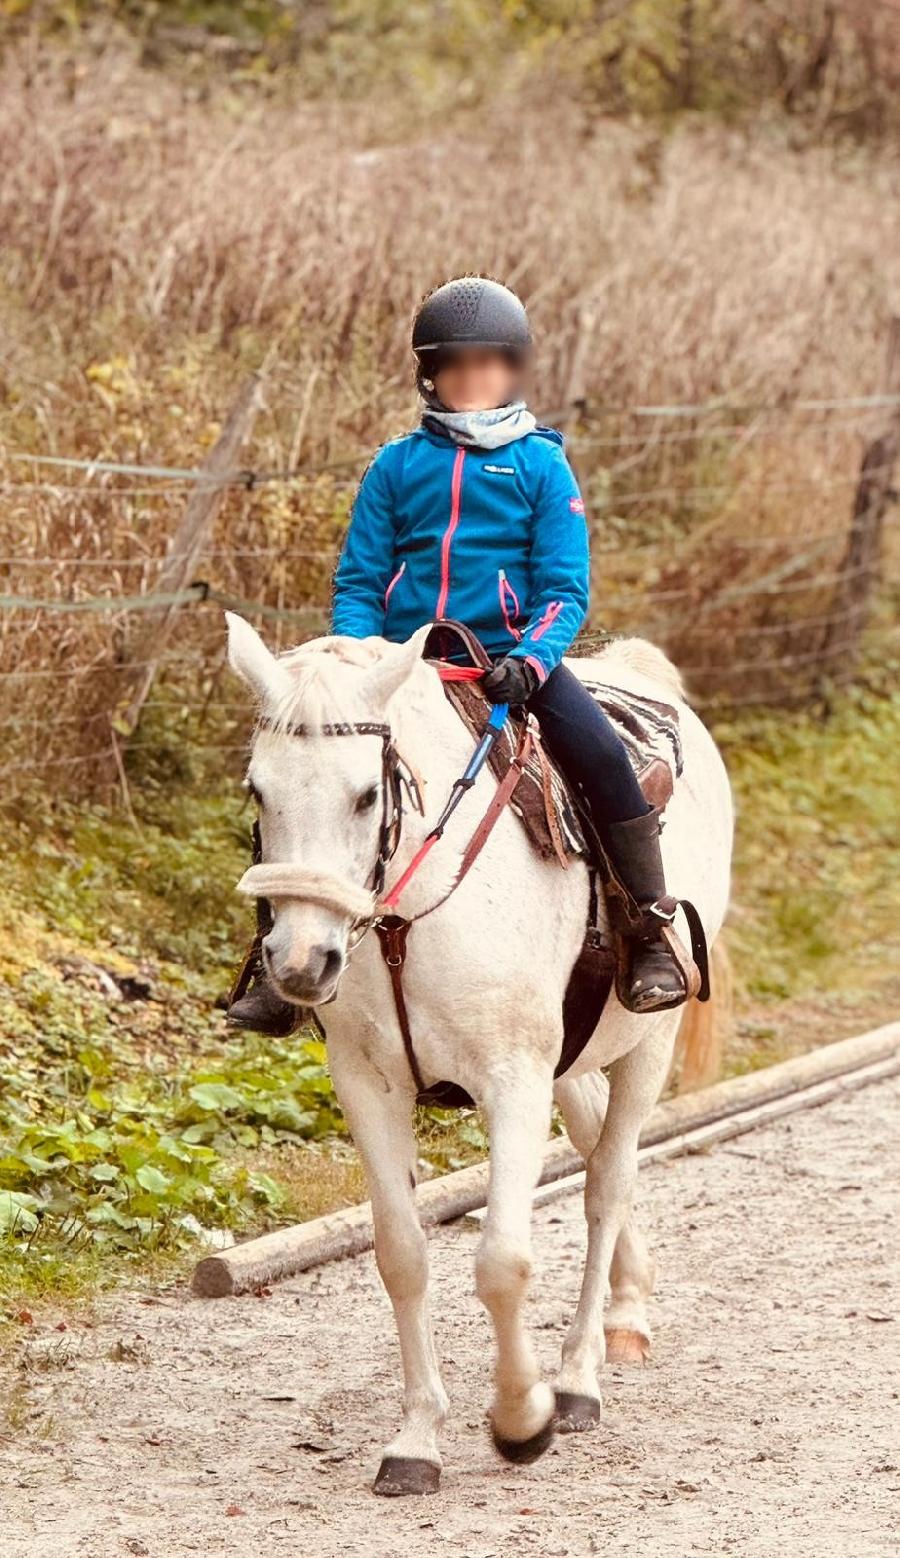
[263,938,345,1007]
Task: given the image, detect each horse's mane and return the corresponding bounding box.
[257,631,686,733]
[261,635,392,732]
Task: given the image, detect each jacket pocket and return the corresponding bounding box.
[498,568,522,640]
[384,560,406,608]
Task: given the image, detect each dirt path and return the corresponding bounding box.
[6,1074,899,1558]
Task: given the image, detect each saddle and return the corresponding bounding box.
[415,621,706,1109]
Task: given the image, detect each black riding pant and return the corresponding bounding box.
[526,661,649,828]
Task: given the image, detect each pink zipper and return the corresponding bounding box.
[531,599,564,642]
[384,560,406,608]
[436,448,466,619]
[498,569,522,640]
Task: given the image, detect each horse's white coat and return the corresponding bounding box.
[226,613,733,1478]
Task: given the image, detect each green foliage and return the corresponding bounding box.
[20,786,248,970]
[4,0,896,140]
[0,780,351,1309]
[0,1008,342,1262]
[716,658,900,1007]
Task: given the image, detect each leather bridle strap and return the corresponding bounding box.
[372,723,534,1097]
[417,722,534,915]
[251,702,534,1097]
[373,916,425,1093]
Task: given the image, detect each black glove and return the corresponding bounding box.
[482,656,539,707]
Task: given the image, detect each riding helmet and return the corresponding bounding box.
[412,277,532,363]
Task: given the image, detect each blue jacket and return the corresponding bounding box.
[331,423,589,681]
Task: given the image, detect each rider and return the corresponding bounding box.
[229,276,690,1033]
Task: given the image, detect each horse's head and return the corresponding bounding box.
[226,613,431,1006]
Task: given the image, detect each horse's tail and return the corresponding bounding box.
[600,637,687,703]
[674,934,733,1093]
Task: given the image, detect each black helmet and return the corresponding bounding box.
[412,277,532,360]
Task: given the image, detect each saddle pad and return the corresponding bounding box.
[441,675,683,863]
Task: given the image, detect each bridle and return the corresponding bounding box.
[248,715,425,928]
[239,702,534,1097]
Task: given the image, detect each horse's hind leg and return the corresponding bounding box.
[554,1070,656,1366]
[327,1041,448,1497]
[476,1052,557,1463]
[605,1220,656,1363]
[554,1017,678,1428]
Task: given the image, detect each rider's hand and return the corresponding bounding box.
[482,656,539,707]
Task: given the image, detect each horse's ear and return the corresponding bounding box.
[226,612,289,702]
[363,624,432,709]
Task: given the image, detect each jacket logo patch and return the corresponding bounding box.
[569,496,585,514]
[483,463,515,476]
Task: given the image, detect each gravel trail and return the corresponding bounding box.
[6,1072,898,1558]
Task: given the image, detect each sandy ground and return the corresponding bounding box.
[5,1073,899,1558]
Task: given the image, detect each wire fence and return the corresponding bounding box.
[1,387,898,798]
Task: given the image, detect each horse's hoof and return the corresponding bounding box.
[605,1326,650,1365]
[491,1414,555,1465]
[373,1456,441,1497]
[554,1390,603,1433]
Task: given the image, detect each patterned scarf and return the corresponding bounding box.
[422,399,537,450]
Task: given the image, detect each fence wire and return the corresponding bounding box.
[1,389,897,797]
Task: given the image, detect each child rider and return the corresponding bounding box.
[229,277,692,1033]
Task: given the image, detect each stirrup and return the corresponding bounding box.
[613,900,705,1016]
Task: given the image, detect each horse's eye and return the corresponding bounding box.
[246,780,263,808]
[355,784,379,814]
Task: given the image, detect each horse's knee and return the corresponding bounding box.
[374,1219,428,1300]
[475,1232,532,1312]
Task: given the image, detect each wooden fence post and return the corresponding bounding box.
[112,373,265,745]
[559,299,598,441]
[821,317,900,672]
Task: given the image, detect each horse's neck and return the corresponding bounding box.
[393,664,477,783]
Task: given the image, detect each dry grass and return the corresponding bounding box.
[0,45,898,787]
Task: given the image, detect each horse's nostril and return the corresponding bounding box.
[272,943,343,1000]
[314,944,343,983]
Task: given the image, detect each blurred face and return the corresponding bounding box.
[432,348,520,411]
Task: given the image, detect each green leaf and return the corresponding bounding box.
[188,1082,246,1113]
[247,1172,285,1207]
[135,1165,171,1195]
[0,1190,40,1235]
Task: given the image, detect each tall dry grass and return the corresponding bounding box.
[0,45,898,790]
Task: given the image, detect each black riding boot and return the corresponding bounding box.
[227,940,299,1036]
[602,808,694,1014]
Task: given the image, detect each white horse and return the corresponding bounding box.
[225,613,733,1496]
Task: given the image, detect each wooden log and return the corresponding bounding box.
[466,1049,900,1222]
[191,1021,900,1298]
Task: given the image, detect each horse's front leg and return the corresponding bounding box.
[476,1049,557,1463]
[327,1039,448,1497]
[556,1017,678,1429]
